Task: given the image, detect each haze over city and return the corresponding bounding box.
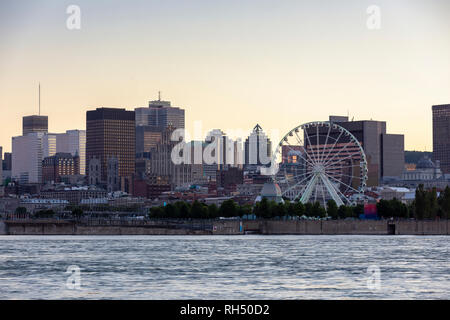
[1,0,450,153]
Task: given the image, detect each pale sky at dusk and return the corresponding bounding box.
[1,0,449,153]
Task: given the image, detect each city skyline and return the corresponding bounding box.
[1,0,450,153]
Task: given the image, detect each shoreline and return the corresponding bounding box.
[1,219,448,236]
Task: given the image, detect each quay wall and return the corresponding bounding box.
[2,220,449,236]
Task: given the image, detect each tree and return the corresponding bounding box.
[439,186,450,219]
[164,203,178,218]
[311,202,326,218]
[414,184,426,220]
[304,203,313,217]
[338,205,353,219]
[72,208,84,219]
[35,210,55,219]
[219,199,238,218]
[254,197,269,218]
[272,202,287,218]
[149,206,164,219]
[326,200,338,219]
[353,204,364,218]
[174,201,190,219]
[208,204,219,219]
[15,207,27,215]
[238,204,252,218]
[293,201,306,217]
[191,201,208,219]
[425,187,438,219]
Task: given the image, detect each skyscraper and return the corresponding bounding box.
[56,130,86,175]
[305,116,405,186]
[135,96,185,160]
[135,97,185,129]
[23,115,48,135]
[0,147,3,185]
[86,108,135,188]
[432,104,450,174]
[12,132,45,184]
[244,124,272,171]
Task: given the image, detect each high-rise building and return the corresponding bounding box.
[202,130,242,180]
[244,124,272,171]
[55,130,86,175]
[3,152,12,171]
[0,147,3,184]
[43,133,57,159]
[42,153,79,183]
[135,96,185,160]
[135,125,164,158]
[12,132,45,184]
[86,108,135,188]
[135,97,185,128]
[305,116,405,186]
[149,126,198,188]
[432,104,450,174]
[23,115,48,135]
[2,152,12,182]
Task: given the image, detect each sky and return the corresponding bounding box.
[0,0,449,153]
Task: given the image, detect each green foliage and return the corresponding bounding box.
[191,200,208,219]
[438,186,450,219]
[35,210,55,219]
[219,199,238,218]
[413,184,449,220]
[143,192,450,221]
[15,207,27,215]
[376,199,409,219]
[311,202,326,218]
[175,201,191,219]
[72,207,84,219]
[149,206,164,219]
[338,205,353,219]
[326,200,339,219]
[208,204,219,219]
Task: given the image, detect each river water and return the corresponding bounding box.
[0,235,448,299]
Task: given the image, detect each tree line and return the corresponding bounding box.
[376,185,449,219]
[149,198,365,220]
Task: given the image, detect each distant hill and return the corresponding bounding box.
[405,151,432,164]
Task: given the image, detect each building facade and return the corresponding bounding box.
[12,132,45,184]
[432,104,450,174]
[0,147,3,185]
[42,153,79,183]
[55,130,86,175]
[135,98,185,129]
[23,115,48,135]
[244,124,272,171]
[135,97,185,165]
[86,108,136,188]
[305,116,405,186]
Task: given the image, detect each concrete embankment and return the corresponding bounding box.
[257,220,449,235]
[1,219,448,236]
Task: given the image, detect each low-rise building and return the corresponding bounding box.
[40,186,107,205]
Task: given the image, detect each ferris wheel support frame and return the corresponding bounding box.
[272,121,368,208]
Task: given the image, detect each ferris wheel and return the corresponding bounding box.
[271,121,368,207]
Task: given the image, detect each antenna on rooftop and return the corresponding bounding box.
[39,83,41,115]
[158,91,161,101]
